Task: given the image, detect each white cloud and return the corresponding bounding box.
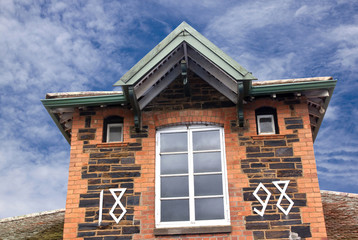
[0,0,149,218]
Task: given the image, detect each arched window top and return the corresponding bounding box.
[255,106,276,115]
[255,107,279,135]
[103,116,123,142]
[104,115,123,124]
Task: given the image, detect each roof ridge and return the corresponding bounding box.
[321,190,358,198]
[0,209,65,223]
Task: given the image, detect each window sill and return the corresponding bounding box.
[252,134,286,140]
[96,142,129,148]
[153,225,232,236]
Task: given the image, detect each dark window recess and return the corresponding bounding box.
[255,107,279,135]
[102,116,124,142]
[85,116,91,128]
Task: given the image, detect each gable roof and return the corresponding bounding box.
[114,21,256,87]
[41,22,336,143]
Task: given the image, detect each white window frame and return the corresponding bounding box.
[257,114,275,135]
[155,125,230,228]
[106,123,123,142]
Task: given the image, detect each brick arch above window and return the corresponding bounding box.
[156,121,224,130]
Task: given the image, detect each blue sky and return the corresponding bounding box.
[0,0,357,218]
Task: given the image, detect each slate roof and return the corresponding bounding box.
[321,190,358,239]
[1,191,357,239]
[0,209,64,240]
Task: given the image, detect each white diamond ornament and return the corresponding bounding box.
[272,180,294,215]
[109,188,127,224]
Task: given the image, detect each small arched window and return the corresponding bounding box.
[103,116,123,142]
[255,107,279,135]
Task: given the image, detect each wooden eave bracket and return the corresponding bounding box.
[237,81,244,127]
[128,86,142,132]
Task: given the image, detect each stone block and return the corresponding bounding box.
[121,158,135,164]
[109,172,140,178]
[245,214,280,221]
[87,184,118,190]
[79,128,96,133]
[275,147,293,157]
[261,158,280,162]
[291,226,311,238]
[97,231,122,235]
[269,163,295,169]
[285,118,303,125]
[122,226,140,234]
[270,220,302,226]
[82,173,98,179]
[90,153,107,158]
[77,231,95,237]
[264,140,286,146]
[265,230,290,239]
[247,152,275,158]
[121,183,134,188]
[286,124,304,129]
[89,166,110,172]
[246,222,270,230]
[277,170,302,177]
[282,157,301,162]
[251,163,266,168]
[98,159,120,164]
[253,231,264,239]
[78,223,98,231]
[246,146,260,152]
[103,236,132,240]
[243,169,261,173]
[79,133,96,140]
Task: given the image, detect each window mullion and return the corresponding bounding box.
[188,129,195,224]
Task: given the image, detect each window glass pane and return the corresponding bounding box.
[194,152,221,173]
[193,130,220,151]
[259,117,274,133]
[109,126,122,142]
[194,174,223,196]
[161,132,187,152]
[161,154,188,174]
[161,199,189,222]
[195,198,224,220]
[161,176,188,197]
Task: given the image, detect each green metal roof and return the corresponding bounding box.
[251,79,337,96]
[114,22,256,86]
[41,94,126,108]
[41,94,127,144]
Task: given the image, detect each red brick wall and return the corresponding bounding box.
[63,82,327,239]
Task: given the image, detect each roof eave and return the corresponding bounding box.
[42,94,127,144]
[250,80,337,96]
[41,94,126,108]
[250,79,337,142]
